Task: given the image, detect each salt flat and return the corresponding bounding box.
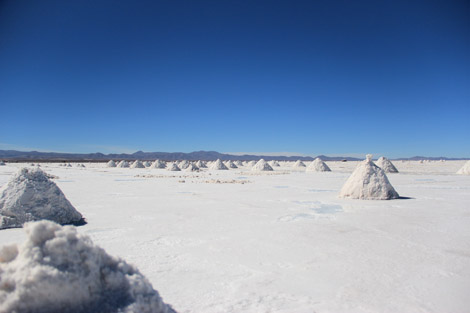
[0,160,469,313]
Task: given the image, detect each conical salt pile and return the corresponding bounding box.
[185,163,200,172]
[234,160,243,166]
[306,158,331,172]
[247,160,256,167]
[226,160,238,169]
[252,159,273,171]
[150,160,166,169]
[107,160,117,167]
[293,160,306,168]
[117,160,130,168]
[143,161,151,167]
[167,163,181,171]
[179,160,190,169]
[339,155,399,200]
[210,159,228,170]
[0,168,84,229]
[0,161,5,166]
[0,220,176,313]
[269,160,280,167]
[130,160,145,169]
[195,160,207,168]
[457,161,470,175]
[375,156,398,173]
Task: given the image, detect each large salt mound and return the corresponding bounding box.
[210,159,228,170]
[179,160,190,169]
[375,156,399,173]
[117,160,130,168]
[131,160,145,169]
[195,160,207,168]
[226,160,238,169]
[252,159,273,171]
[0,220,176,313]
[167,163,181,171]
[150,160,166,169]
[0,168,83,230]
[293,160,306,168]
[339,155,399,200]
[457,160,470,175]
[306,158,331,172]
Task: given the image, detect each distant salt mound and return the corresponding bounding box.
[76,164,86,168]
[0,220,176,313]
[339,155,399,200]
[179,160,190,169]
[167,163,181,171]
[195,160,207,168]
[252,159,273,171]
[375,157,398,173]
[117,160,130,168]
[307,158,331,172]
[210,159,228,170]
[0,168,83,230]
[457,161,470,175]
[107,160,117,167]
[293,160,306,168]
[185,163,200,172]
[131,160,145,169]
[150,160,166,169]
[247,160,256,167]
[143,161,151,167]
[269,160,280,167]
[234,160,243,166]
[226,160,238,169]
[0,161,5,166]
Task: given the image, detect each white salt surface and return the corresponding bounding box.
[0,161,469,313]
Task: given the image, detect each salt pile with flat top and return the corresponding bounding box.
[0,168,83,229]
[252,159,273,171]
[0,220,176,313]
[457,160,470,175]
[306,158,331,172]
[375,156,399,173]
[339,154,399,200]
[210,159,228,170]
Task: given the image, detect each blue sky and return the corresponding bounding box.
[0,0,468,158]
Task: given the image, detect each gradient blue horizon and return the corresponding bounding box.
[1,0,469,158]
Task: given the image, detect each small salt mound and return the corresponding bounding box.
[226,160,238,169]
[0,220,176,313]
[457,161,470,175]
[0,168,83,229]
[0,161,5,166]
[179,160,190,169]
[234,160,243,166]
[167,163,181,171]
[252,159,273,171]
[185,163,200,172]
[293,160,306,168]
[339,155,399,200]
[195,160,207,168]
[150,160,166,169]
[117,160,130,168]
[306,158,331,172]
[247,160,256,167]
[269,160,280,167]
[210,159,228,170]
[143,161,151,167]
[375,157,398,173]
[107,160,117,167]
[130,160,145,169]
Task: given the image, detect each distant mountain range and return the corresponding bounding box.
[0,149,467,162]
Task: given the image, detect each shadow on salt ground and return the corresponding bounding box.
[397,196,414,200]
[65,218,88,227]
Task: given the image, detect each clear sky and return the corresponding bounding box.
[0,0,468,158]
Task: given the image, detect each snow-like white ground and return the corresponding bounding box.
[0,160,469,313]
